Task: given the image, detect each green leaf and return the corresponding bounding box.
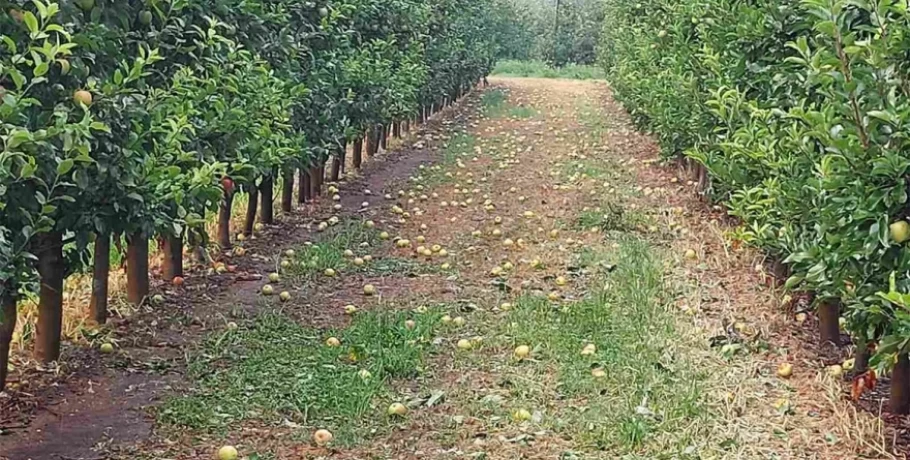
[56,158,75,175]
[23,11,39,35]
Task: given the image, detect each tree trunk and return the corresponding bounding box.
[353,137,364,169]
[218,189,234,250]
[297,168,310,204]
[34,231,64,363]
[302,168,312,202]
[372,126,382,155]
[818,298,841,348]
[854,340,870,375]
[89,233,110,325]
[316,164,325,193]
[891,353,910,414]
[403,119,410,134]
[418,106,426,124]
[126,231,149,305]
[1,287,17,392]
[161,232,183,280]
[259,176,274,225]
[331,155,342,182]
[393,121,401,138]
[243,185,259,237]
[309,166,319,197]
[281,170,293,213]
[187,227,210,266]
[380,124,388,151]
[364,129,375,163]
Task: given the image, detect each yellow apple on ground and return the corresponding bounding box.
[514,345,530,359]
[777,363,792,378]
[388,402,408,416]
[217,445,238,460]
[313,429,334,446]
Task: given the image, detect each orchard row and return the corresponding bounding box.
[0,0,512,391]
[602,0,910,412]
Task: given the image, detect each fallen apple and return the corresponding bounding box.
[456,339,473,350]
[326,337,341,347]
[269,273,280,283]
[441,315,453,324]
[363,284,377,295]
[777,363,792,379]
[353,257,365,266]
[359,369,372,379]
[324,268,336,277]
[313,428,334,446]
[453,316,466,327]
[405,320,416,329]
[555,276,567,286]
[591,368,606,378]
[262,284,275,295]
[217,445,238,460]
[388,402,408,416]
[684,249,697,260]
[279,291,291,302]
[344,305,358,315]
[514,345,530,359]
[511,408,532,422]
[581,343,596,355]
[99,342,114,353]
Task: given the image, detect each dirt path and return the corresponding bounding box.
[1,77,901,459]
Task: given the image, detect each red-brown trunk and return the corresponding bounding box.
[0,287,17,391]
[259,176,274,225]
[393,122,401,138]
[218,189,234,250]
[161,232,183,280]
[126,231,149,305]
[818,299,841,347]
[380,124,388,150]
[403,119,410,134]
[89,233,110,324]
[891,353,910,414]
[243,185,258,237]
[281,170,293,213]
[316,164,325,193]
[353,137,364,169]
[34,231,64,363]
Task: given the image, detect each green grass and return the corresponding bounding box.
[419,132,477,185]
[453,237,711,455]
[158,307,445,444]
[283,219,439,280]
[491,60,605,80]
[481,88,537,119]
